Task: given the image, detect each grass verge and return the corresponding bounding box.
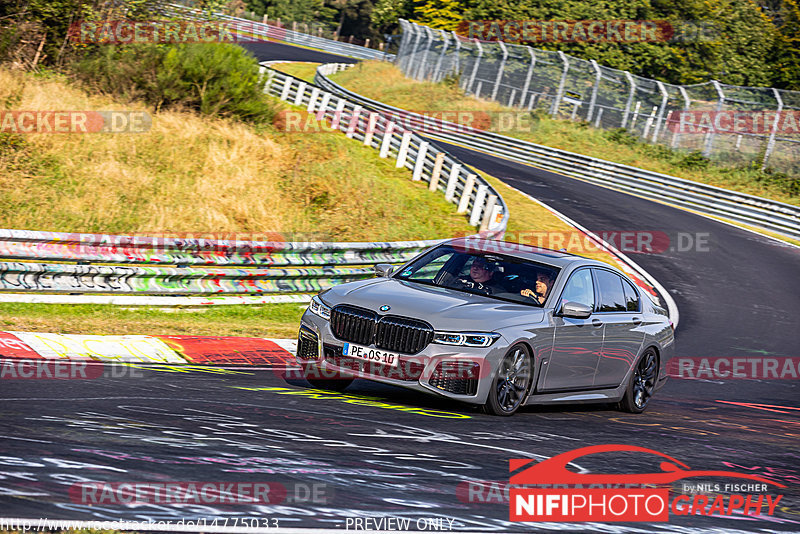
[0,68,473,241]
[331,61,799,206]
[0,303,305,337]
[270,62,320,83]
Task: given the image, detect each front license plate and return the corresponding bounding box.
[342,342,400,368]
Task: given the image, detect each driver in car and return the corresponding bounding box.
[521,272,553,305]
[453,257,497,295]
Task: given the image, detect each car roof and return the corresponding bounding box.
[444,237,611,270]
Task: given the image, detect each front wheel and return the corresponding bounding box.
[619,348,658,413]
[482,344,533,416]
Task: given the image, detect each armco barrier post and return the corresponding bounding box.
[396,131,413,168]
[470,184,488,226]
[331,99,346,130]
[363,112,379,146]
[263,69,275,93]
[346,105,362,138]
[280,77,293,101]
[480,194,498,232]
[315,92,332,120]
[293,81,307,106]
[429,152,445,191]
[379,122,396,158]
[457,174,477,213]
[307,87,320,112]
[444,164,462,201]
[412,141,430,180]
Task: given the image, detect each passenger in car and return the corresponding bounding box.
[520,272,553,304]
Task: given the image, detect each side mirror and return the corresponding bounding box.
[374,264,395,278]
[560,301,592,319]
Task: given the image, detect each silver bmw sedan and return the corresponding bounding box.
[296,237,674,416]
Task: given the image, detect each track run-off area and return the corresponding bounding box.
[1,41,799,532]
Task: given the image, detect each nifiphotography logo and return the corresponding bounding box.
[509,445,785,522]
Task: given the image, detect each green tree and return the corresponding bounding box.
[411,0,463,31]
[244,0,335,24]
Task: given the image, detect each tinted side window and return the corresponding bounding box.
[622,278,640,312]
[560,269,594,309]
[402,252,454,282]
[595,270,626,312]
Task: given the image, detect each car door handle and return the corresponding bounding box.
[632,317,642,325]
[592,319,603,327]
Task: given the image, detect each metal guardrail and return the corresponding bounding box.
[166,3,393,62]
[266,64,510,236]
[315,64,800,241]
[0,229,441,297]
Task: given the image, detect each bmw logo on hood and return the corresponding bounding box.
[379,305,391,312]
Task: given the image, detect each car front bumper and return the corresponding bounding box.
[298,310,507,405]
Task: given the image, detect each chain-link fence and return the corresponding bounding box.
[395,19,800,176]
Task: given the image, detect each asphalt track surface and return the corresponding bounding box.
[1,42,799,532]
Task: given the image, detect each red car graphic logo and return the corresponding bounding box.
[510,444,786,487]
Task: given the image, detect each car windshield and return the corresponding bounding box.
[394,244,561,307]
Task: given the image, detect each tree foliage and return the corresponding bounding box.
[368,0,798,89]
[72,42,277,123]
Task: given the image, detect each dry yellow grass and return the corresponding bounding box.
[270,62,320,83]
[0,69,473,240]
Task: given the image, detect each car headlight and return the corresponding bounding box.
[432,332,500,347]
[308,295,331,320]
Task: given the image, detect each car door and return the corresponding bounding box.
[592,269,646,388]
[539,268,603,391]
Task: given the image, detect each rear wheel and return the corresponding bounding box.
[619,348,658,413]
[302,364,354,392]
[482,344,532,416]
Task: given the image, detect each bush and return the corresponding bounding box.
[606,128,638,146]
[759,168,800,196]
[677,150,710,170]
[71,42,276,124]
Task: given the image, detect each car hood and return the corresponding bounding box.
[320,277,545,331]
